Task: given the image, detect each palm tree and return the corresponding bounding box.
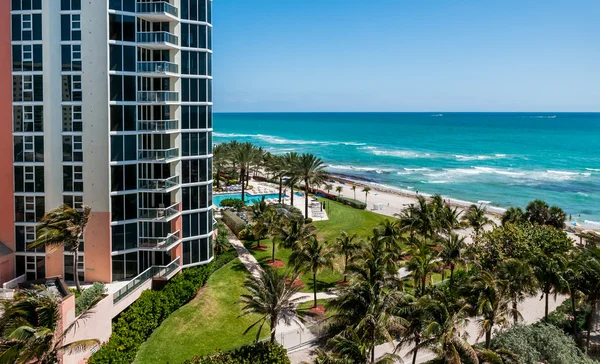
[232,142,256,203]
[336,186,343,197]
[238,268,307,343]
[501,206,524,226]
[214,224,230,256]
[290,235,335,308]
[362,186,371,205]
[351,185,357,200]
[212,143,230,188]
[576,244,600,352]
[296,153,329,219]
[324,184,333,195]
[531,251,567,321]
[420,296,477,364]
[28,204,90,292]
[0,288,99,363]
[468,271,512,349]
[395,294,429,364]
[461,204,493,243]
[404,237,441,297]
[334,231,361,283]
[283,152,300,205]
[316,328,400,364]
[497,258,536,325]
[266,155,286,203]
[271,217,316,251]
[438,233,467,290]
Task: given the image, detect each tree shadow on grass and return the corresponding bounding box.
[303,275,338,292]
[229,260,251,274]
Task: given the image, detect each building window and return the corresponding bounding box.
[15,195,45,223]
[62,75,82,102]
[13,75,43,102]
[13,105,43,132]
[62,135,83,162]
[14,165,44,193]
[16,256,46,281]
[64,254,85,282]
[110,135,137,161]
[12,44,43,72]
[62,105,83,132]
[61,44,82,71]
[61,0,82,11]
[63,165,84,192]
[111,164,137,192]
[111,252,137,281]
[11,13,42,41]
[63,195,84,211]
[182,185,210,211]
[182,159,209,184]
[111,223,138,251]
[182,211,211,238]
[182,237,212,266]
[111,193,137,221]
[61,14,81,41]
[14,135,44,162]
[15,225,44,252]
[11,0,43,11]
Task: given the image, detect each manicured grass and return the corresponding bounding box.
[297,299,337,320]
[314,198,392,241]
[134,259,267,364]
[246,199,394,293]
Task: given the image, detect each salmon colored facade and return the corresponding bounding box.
[0,0,15,285]
[84,212,112,283]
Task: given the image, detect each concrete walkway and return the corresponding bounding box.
[226,228,262,279]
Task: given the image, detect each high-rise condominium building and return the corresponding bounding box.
[0,0,214,285]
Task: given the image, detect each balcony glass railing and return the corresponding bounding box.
[137,61,179,74]
[137,31,178,46]
[113,257,181,304]
[137,2,178,17]
[138,230,180,249]
[137,91,179,103]
[138,148,179,161]
[138,119,179,132]
[138,202,180,220]
[138,175,179,190]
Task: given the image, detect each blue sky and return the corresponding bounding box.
[213,0,599,112]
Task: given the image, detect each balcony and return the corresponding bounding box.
[138,230,180,250]
[113,257,181,305]
[137,2,178,21]
[138,175,180,191]
[137,61,179,76]
[137,31,178,49]
[138,147,179,161]
[137,91,179,104]
[138,119,179,133]
[138,202,180,221]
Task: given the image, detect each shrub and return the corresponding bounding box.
[335,196,367,210]
[88,250,237,364]
[219,198,245,209]
[181,342,290,364]
[221,210,247,237]
[491,323,596,364]
[304,218,313,224]
[546,299,592,336]
[75,282,106,316]
[227,179,238,185]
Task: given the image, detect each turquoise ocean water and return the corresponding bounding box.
[214,113,600,227]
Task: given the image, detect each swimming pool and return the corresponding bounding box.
[213,192,283,206]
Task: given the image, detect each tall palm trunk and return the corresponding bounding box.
[586,301,596,352]
[240,168,246,202]
[215,168,220,188]
[512,299,519,325]
[313,271,318,308]
[485,322,493,349]
[450,264,455,292]
[271,241,276,262]
[343,254,348,282]
[290,185,294,205]
[246,169,250,187]
[544,289,550,320]
[73,247,81,292]
[304,179,310,219]
[270,315,277,344]
[278,177,283,203]
[570,293,578,340]
[412,338,420,364]
[371,328,376,364]
[421,274,427,296]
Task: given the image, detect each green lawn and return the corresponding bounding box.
[246,198,393,293]
[134,259,267,364]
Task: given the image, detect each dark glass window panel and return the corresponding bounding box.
[181,0,189,19]
[124,105,136,131]
[123,76,136,102]
[13,136,22,162]
[190,186,198,209]
[12,45,21,71]
[61,14,70,41]
[190,106,198,129]
[111,165,123,191]
[190,52,198,75]
[207,0,212,23]
[110,105,123,131]
[207,106,212,128]
[110,75,122,101]
[123,16,135,42]
[125,193,137,220]
[72,0,81,10]
[63,166,73,191]
[124,135,136,160]
[125,223,137,249]
[110,44,122,71]
[207,53,212,76]
[123,0,135,12]
[199,53,206,75]
[198,106,207,129]
[109,0,121,11]
[111,135,123,161]
[199,133,206,154]
[182,133,189,157]
[125,164,136,190]
[33,14,42,40]
[35,136,44,162]
[183,211,190,238]
[182,78,189,102]
[34,75,43,101]
[112,225,125,251]
[109,14,122,41]
[182,160,189,183]
[14,166,24,192]
[200,1,207,22]
[190,0,198,21]
[182,187,189,210]
[33,45,43,71]
[35,197,45,222]
[200,26,207,49]
[182,106,189,129]
[208,79,212,102]
[182,51,189,74]
[183,241,190,265]
[61,0,70,9]
[199,79,207,102]
[123,46,136,72]
[12,0,20,11]
[192,240,199,263]
[190,78,198,102]
[191,213,199,236]
[112,255,124,281]
[181,24,189,47]
[200,185,208,207]
[111,195,124,221]
[34,106,43,131]
[191,133,198,155]
[11,15,20,41]
[200,238,208,261]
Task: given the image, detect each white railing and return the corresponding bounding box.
[3,274,26,289]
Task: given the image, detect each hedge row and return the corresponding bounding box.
[88,250,238,364]
[181,342,290,364]
[75,282,106,316]
[335,196,367,210]
[221,210,247,236]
